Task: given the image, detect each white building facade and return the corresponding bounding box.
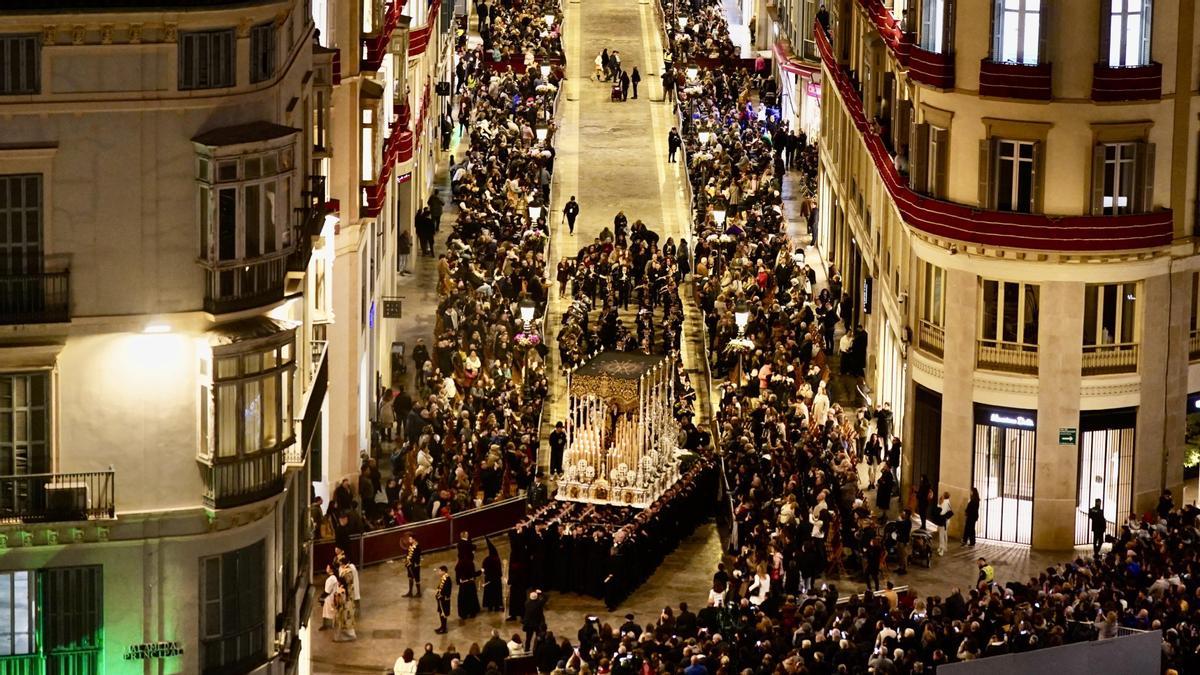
[0,0,331,672]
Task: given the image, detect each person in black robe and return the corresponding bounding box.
[481,537,504,611]
[455,533,481,619]
[507,529,529,620]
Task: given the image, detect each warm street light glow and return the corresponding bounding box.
[686,64,699,81]
[144,322,171,334]
[520,299,536,325]
[535,123,549,141]
[678,17,687,29]
[734,302,750,333]
[529,204,543,221]
[712,204,727,227]
[698,130,711,146]
[540,63,552,78]
[544,13,555,27]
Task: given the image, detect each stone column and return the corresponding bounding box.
[1164,270,1192,501]
[1136,272,1185,512]
[1033,281,1083,551]
[937,267,976,538]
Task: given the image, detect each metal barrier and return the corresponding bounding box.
[313,495,527,570]
[0,469,116,524]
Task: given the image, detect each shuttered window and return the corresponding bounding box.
[0,567,103,670]
[0,35,39,95]
[200,541,266,673]
[250,23,277,84]
[982,139,1039,213]
[1090,142,1155,215]
[179,29,236,90]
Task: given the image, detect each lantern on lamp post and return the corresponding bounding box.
[535,121,549,143]
[528,202,543,222]
[544,13,556,28]
[520,298,537,333]
[686,62,699,82]
[540,62,552,79]
[698,130,711,146]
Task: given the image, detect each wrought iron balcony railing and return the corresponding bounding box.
[200,447,286,509]
[202,251,290,314]
[0,470,115,524]
[0,270,70,325]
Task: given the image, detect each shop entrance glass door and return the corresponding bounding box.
[972,420,1035,545]
[1073,411,1135,546]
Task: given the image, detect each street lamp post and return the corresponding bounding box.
[712,200,727,280]
[520,298,537,334]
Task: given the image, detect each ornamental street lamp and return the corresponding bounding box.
[544,13,555,28]
[535,122,549,143]
[698,130,711,146]
[528,203,543,222]
[734,301,750,338]
[540,63,552,79]
[678,16,687,29]
[686,63,699,82]
[519,298,536,333]
[712,199,727,280]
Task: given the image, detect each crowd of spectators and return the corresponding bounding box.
[321,45,564,544]
[475,0,564,62]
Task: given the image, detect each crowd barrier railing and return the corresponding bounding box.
[314,495,527,570]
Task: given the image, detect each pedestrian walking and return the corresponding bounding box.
[668,127,682,162]
[1088,498,1106,557]
[398,228,412,275]
[661,69,675,103]
[935,491,954,556]
[563,196,580,234]
[619,70,630,101]
[631,67,641,99]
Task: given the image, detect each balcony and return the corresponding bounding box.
[908,46,954,89]
[200,447,286,509]
[298,338,329,461]
[0,270,70,325]
[1190,329,1200,361]
[813,21,1174,253]
[976,339,1038,375]
[1081,343,1139,376]
[0,470,115,525]
[202,252,290,315]
[917,320,944,358]
[1091,62,1162,102]
[979,59,1052,101]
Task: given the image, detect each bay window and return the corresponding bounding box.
[197,145,295,264]
[1082,282,1139,374]
[1104,0,1151,67]
[991,0,1044,65]
[204,333,296,461]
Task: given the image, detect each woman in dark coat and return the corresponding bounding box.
[481,537,504,611]
[456,532,481,619]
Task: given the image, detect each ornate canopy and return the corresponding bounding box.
[569,352,667,411]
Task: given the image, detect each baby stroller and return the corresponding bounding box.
[611,83,622,102]
[910,530,933,568]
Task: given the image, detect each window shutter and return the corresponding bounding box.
[1031,141,1043,212]
[895,99,912,153]
[1136,142,1156,212]
[944,0,956,54]
[933,128,950,198]
[910,123,930,193]
[920,0,935,48]
[1098,4,1111,66]
[1037,2,1051,66]
[991,0,1003,59]
[1141,0,1153,65]
[978,139,992,207]
[1090,144,1107,215]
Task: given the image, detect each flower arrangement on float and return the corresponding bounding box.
[725,337,754,354]
[514,332,542,347]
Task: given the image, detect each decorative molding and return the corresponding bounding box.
[237,18,253,38]
[1080,381,1141,399]
[100,24,114,45]
[162,23,178,43]
[973,373,1038,396]
[128,23,143,44]
[71,25,86,45]
[41,25,57,46]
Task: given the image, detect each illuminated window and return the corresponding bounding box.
[1090,141,1155,215]
[0,567,102,668]
[205,333,296,460]
[1105,0,1152,67]
[993,139,1037,213]
[919,0,952,53]
[1083,283,1137,347]
[980,279,1039,348]
[991,0,1042,65]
